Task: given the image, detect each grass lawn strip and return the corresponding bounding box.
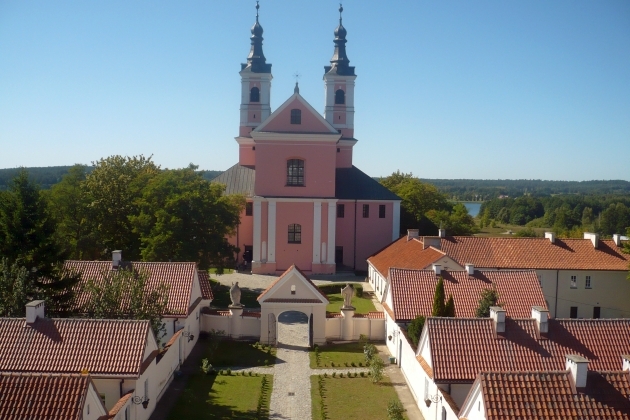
[318,284,376,314]
[309,342,369,369]
[204,340,276,368]
[310,375,407,420]
[168,373,272,420]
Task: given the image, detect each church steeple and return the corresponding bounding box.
[325,4,355,76]
[242,2,272,73]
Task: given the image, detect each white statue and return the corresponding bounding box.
[341,283,354,309]
[230,282,242,307]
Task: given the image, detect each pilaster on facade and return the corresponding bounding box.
[392,201,401,241]
[312,201,322,264]
[267,200,276,263]
[252,199,262,263]
[327,200,337,264]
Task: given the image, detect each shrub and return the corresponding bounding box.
[340,373,344,378]
[264,359,269,366]
[364,343,377,364]
[347,371,351,378]
[200,358,212,375]
[355,284,363,298]
[226,368,231,376]
[351,362,356,367]
[332,372,336,378]
[249,371,253,376]
[331,362,335,367]
[360,372,365,377]
[344,362,349,367]
[324,372,328,378]
[387,400,406,420]
[359,362,363,367]
[370,356,385,383]
[407,315,426,347]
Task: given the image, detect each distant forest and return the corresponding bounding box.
[2,166,630,200]
[0,166,223,190]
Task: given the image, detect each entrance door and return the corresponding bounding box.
[267,313,277,345]
[335,246,344,266]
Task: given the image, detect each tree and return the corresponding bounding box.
[444,294,455,317]
[432,277,446,316]
[131,167,245,271]
[0,258,29,317]
[82,155,160,260]
[369,354,385,383]
[475,288,500,318]
[407,315,426,347]
[426,203,479,236]
[600,203,630,235]
[514,227,538,237]
[81,267,169,340]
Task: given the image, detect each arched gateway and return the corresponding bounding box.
[258,265,329,346]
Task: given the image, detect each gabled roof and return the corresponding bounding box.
[436,236,630,271]
[470,370,630,420]
[198,270,214,300]
[0,317,151,377]
[426,317,630,383]
[211,164,255,197]
[388,269,547,321]
[336,166,401,201]
[0,373,107,420]
[254,93,339,135]
[257,265,329,304]
[66,260,197,317]
[368,237,446,277]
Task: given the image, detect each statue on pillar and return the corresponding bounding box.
[230,282,243,307]
[341,283,355,309]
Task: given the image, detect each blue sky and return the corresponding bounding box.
[1,1,629,181]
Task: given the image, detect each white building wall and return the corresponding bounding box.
[325,318,342,340]
[451,383,473,408]
[92,378,123,411]
[83,382,108,420]
[202,314,230,333]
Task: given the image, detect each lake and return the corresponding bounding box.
[461,202,482,217]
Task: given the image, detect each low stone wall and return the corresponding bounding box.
[325,310,385,341]
[201,308,261,339]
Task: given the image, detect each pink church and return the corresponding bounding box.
[214,5,401,274]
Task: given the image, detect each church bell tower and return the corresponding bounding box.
[323,5,356,139]
[239,2,272,137]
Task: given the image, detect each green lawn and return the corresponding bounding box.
[208,268,234,274]
[203,339,276,368]
[309,342,369,368]
[319,284,376,314]
[311,375,407,420]
[168,373,272,420]
[209,279,261,308]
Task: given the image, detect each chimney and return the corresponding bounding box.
[532,306,549,334]
[544,232,555,244]
[465,264,474,275]
[26,300,45,324]
[566,355,589,388]
[613,234,622,247]
[622,355,630,372]
[583,232,599,249]
[489,306,506,333]
[433,264,442,276]
[422,237,441,250]
[407,229,419,241]
[438,228,446,238]
[112,250,122,269]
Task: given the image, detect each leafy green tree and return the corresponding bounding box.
[131,166,244,271]
[581,207,594,229]
[432,277,446,317]
[0,258,30,317]
[444,294,455,317]
[426,203,479,235]
[81,267,169,340]
[407,315,426,347]
[600,203,630,235]
[514,227,538,237]
[475,288,500,318]
[82,155,160,260]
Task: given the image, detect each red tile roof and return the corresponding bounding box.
[389,269,547,321]
[66,261,197,317]
[0,318,150,377]
[427,317,630,383]
[367,237,446,277]
[476,370,630,420]
[197,270,214,300]
[107,391,133,419]
[257,265,329,303]
[0,373,105,420]
[437,236,630,271]
[369,236,630,272]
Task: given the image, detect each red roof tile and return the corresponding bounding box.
[197,270,214,300]
[367,237,446,277]
[0,373,105,420]
[437,236,630,271]
[257,265,328,302]
[477,370,630,420]
[427,317,630,383]
[66,261,197,317]
[0,318,150,377]
[389,269,547,321]
[107,391,133,418]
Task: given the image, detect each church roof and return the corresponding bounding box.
[335,166,401,201]
[212,164,255,197]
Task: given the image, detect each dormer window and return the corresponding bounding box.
[290,109,301,124]
[287,159,304,186]
[335,89,345,104]
[250,87,260,102]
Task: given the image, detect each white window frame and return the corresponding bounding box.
[585,275,592,289]
[570,275,577,289]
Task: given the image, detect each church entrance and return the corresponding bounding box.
[277,311,310,349]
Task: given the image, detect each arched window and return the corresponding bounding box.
[335,89,345,104]
[288,224,301,244]
[287,159,304,186]
[290,109,301,124]
[250,87,260,102]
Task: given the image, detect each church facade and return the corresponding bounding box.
[214,5,400,274]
